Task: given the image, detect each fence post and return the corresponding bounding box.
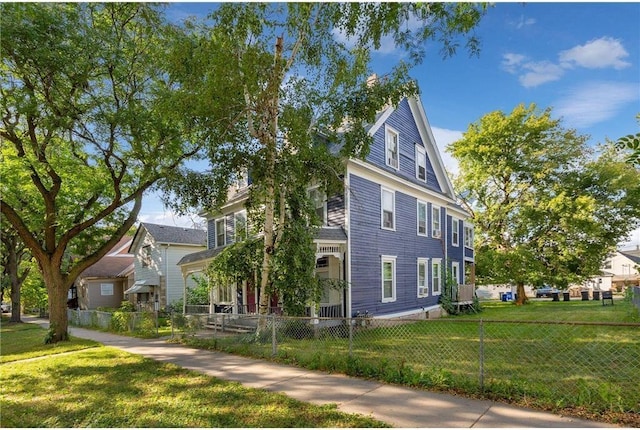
[479,318,484,393]
[271,314,277,356]
[348,318,353,357]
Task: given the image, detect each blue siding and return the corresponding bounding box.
[349,174,446,317]
[446,214,465,281]
[365,99,442,194]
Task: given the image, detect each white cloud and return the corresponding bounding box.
[516,16,536,29]
[501,53,527,74]
[432,127,463,176]
[519,61,565,88]
[559,37,631,70]
[504,37,632,88]
[555,81,640,128]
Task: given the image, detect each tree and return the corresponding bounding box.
[615,114,640,167]
[161,3,487,321]
[1,4,202,342]
[449,104,640,304]
[1,220,32,322]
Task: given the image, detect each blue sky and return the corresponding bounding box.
[140,2,640,249]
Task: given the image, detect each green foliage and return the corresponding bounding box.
[0,3,203,341]
[614,114,640,166]
[450,104,640,294]
[20,270,48,313]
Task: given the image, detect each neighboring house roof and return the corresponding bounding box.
[620,251,640,266]
[129,222,207,253]
[79,236,134,278]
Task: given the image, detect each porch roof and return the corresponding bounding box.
[315,227,347,242]
[177,246,225,266]
[124,280,153,294]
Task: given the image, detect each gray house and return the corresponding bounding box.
[128,223,206,310]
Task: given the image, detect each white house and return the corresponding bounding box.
[128,223,206,310]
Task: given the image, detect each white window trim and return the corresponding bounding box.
[234,210,247,242]
[415,144,427,181]
[451,261,461,285]
[417,258,429,298]
[452,217,460,247]
[381,187,395,231]
[464,223,474,249]
[432,205,441,238]
[100,283,114,296]
[215,218,226,248]
[417,200,427,236]
[432,258,442,296]
[308,186,328,226]
[385,125,399,170]
[381,255,397,303]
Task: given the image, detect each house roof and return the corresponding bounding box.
[620,251,640,265]
[177,246,225,266]
[80,236,134,279]
[315,227,348,242]
[129,222,207,253]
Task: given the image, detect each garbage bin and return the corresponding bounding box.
[505,292,513,301]
[563,292,570,301]
[501,293,507,302]
[593,290,600,301]
[552,292,559,301]
[581,290,589,301]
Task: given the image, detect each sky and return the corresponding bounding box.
[139,2,640,250]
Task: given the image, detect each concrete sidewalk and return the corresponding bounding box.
[23,317,613,428]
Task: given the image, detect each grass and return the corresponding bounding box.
[0,321,100,363]
[175,298,640,426]
[0,320,388,428]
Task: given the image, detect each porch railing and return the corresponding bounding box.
[450,284,475,303]
[183,302,343,317]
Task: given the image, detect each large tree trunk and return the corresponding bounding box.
[515,281,528,305]
[42,267,71,342]
[10,281,22,323]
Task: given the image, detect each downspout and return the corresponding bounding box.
[165,244,170,308]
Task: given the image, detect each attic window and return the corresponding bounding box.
[416,144,426,181]
[141,245,151,267]
[385,126,399,170]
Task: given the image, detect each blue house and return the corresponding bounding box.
[178,94,474,319]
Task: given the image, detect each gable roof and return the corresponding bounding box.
[129,222,207,253]
[619,251,640,265]
[366,94,456,200]
[79,236,134,279]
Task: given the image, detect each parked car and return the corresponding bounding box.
[1,303,10,313]
[535,287,559,298]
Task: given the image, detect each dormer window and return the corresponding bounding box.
[385,125,399,169]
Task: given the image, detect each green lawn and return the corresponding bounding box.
[0,320,388,428]
[178,298,640,426]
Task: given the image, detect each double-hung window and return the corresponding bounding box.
[215,219,225,247]
[416,145,426,181]
[234,211,247,242]
[385,126,399,169]
[452,218,459,246]
[464,224,474,248]
[417,201,427,236]
[309,187,327,225]
[432,205,441,238]
[432,258,442,295]
[417,258,429,297]
[381,256,396,302]
[381,188,395,230]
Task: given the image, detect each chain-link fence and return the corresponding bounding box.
[68,309,159,336]
[170,312,640,416]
